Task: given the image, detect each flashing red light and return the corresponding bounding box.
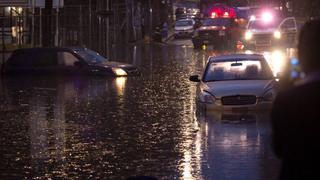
[229,8,236,18]
[210,7,236,18]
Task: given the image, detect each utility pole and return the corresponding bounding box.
[43,0,53,47]
[55,0,61,46]
[32,0,35,47]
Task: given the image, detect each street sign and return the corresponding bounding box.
[0,0,29,7]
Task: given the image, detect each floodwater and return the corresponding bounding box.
[0,41,280,179]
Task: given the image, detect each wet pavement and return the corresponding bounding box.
[0,40,281,179]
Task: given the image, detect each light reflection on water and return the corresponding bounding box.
[195,111,281,180]
[0,44,280,179]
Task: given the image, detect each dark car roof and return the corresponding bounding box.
[12,47,86,54]
[209,54,265,62]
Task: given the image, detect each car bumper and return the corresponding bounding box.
[198,100,273,112]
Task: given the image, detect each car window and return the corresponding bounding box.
[248,19,278,30]
[76,49,108,64]
[58,52,79,66]
[202,18,232,26]
[32,51,57,67]
[204,59,273,82]
[176,20,194,27]
[7,51,32,67]
[280,19,296,30]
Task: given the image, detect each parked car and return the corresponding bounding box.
[189,54,278,111]
[2,47,140,77]
[174,19,195,38]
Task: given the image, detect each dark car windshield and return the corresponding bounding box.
[75,49,108,64]
[202,18,232,27]
[176,20,194,27]
[204,59,274,82]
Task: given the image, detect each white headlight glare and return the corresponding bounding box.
[274,30,281,39]
[200,91,215,104]
[245,31,252,40]
[112,68,127,76]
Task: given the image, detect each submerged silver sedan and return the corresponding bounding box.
[190,54,277,111]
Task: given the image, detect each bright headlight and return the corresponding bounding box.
[199,91,215,104]
[112,68,127,76]
[271,50,285,77]
[245,31,252,40]
[274,30,281,39]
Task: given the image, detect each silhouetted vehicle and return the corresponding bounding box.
[2,47,139,77]
[189,54,277,112]
[192,18,243,49]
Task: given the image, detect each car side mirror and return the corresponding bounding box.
[189,75,200,82]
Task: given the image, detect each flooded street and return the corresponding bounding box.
[0,41,280,179]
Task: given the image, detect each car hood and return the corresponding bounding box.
[175,26,193,31]
[90,61,135,69]
[203,79,274,98]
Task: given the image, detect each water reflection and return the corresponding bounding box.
[114,77,127,97]
[195,111,281,180]
[0,43,280,179]
[0,43,204,179]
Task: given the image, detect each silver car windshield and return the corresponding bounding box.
[248,20,278,30]
[176,20,194,27]
[76,49,108,64]
[204,59,274,82]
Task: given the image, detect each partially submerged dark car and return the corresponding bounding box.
[2,47,140,77]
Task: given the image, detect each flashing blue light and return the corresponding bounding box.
[291,58,299,66]
[291,71,299,78]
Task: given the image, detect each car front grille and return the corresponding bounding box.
[221,95,257,105]
[253,34,273,44]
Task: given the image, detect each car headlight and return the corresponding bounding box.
[245,31,252,40]
[199,91,215,104]
[263,89,274,101]
[274,30,281,39]
[112,68,127,76]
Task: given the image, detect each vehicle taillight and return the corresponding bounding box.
[229,8,236,18]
